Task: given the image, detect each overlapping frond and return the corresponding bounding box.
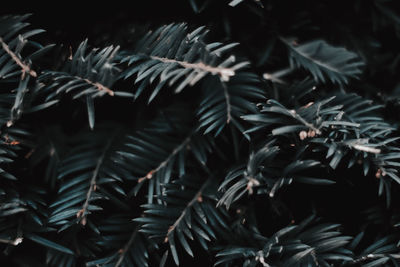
[197,72,265,137]
[281,38,364,85]
[134,175,229,265]
[312,93,400,203]
[242,92,400,192]
[120,130,213,202]
[217,140,332,209]
[39,40,124,129]
[121,23,249,102]
[117,105,214,203]
[0,14,53,80]
[0,15,57,127]
[0,76,59,129]
[48,125,130,231]
[216,216,353,266]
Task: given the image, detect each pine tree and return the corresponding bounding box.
[1,1,400,266]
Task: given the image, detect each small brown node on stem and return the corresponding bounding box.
[138,170,155,183]
[299,130,308,140]
[246,178,260,195]
[76,209,84,218]
[302,102,314,109]
[146,170,154,179]
[307,130,316,138]
[375,169,384,179]
[68,46,73,60]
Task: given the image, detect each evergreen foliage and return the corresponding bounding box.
[1,1,400,266]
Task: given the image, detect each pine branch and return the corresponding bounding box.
[121,23,248,102]
[244,90,400,203]
[135,175,228,265]
[76,135,114,226]
[216,217,352,266]
[150,56,235,82]
[197,72,265,137]
[119,109,214,201]
[48,126,131,230]
[0,37,36,79]
[0,15,53,80]
[138,134,192,184]
[221,82,232,123]
[217,142,329,208]
[165,179,209,241]
[281,38,364,85]
[39,41,121,129]
[80,77,115,96]
[281,106,321,135]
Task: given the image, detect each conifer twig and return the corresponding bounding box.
[151,56,235,81]
[75,76,114,96]
[138,134,192,183]
[221,82,232,123]
[165,179,209,242]
[76,134,116,225]
[0,37,36,79]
